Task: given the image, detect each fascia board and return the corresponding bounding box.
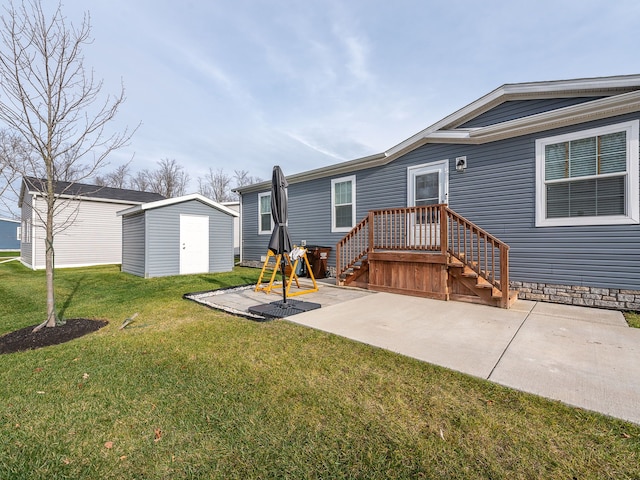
[467,90,640,143]
[386,75,640,156]
[117,193,239,217]
[234,152,387,194]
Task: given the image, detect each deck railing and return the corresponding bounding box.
[335,215,369,279]
[336,204,510,308]
[444,206,510,308]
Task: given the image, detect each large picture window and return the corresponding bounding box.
[257,192,272,234]
[536,120,639,226]
[331,175,356,232]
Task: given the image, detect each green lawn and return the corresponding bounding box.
[1,262,639,479]
[625,311,640,328]
[0,250,19,258]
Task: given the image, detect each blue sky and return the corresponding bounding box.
[56,0,640,186]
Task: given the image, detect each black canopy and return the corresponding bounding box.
[268,165,292,255]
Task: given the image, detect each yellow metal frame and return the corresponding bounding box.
[255,248,318,297]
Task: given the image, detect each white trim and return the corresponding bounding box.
[257,192,273,235]
[238,198,243,263]
[535,120,639,227]
[331,175,356,233]
[407,160,449,206]
[117,193,238,217]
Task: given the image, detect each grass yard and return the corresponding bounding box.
[0,262,639,479]
[625,311,640,328]
[0,250,19,257]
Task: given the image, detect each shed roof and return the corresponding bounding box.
[117,193,239,217]
[21,176,165,205]
[235,74,640,193]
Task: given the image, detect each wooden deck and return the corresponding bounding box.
[336,205,518,308]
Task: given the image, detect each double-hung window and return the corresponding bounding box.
[258,192,273,234]
[536,120,639,226]
[331,175,356,232]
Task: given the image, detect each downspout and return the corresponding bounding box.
[31,194,36,270]
[238,194,243,264]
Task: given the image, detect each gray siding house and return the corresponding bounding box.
[237,75,640,310]
[118,194,238,278]
[18,177,164,269]
[0,217,20,251]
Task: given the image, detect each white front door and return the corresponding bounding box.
[407,161,449,247]
[407,160,448,206]
[180,215,209,275]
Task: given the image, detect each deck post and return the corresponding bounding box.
[500,245,510,308]
[439,204,448,256]
[335,241,341,285]
[368,211,375,253]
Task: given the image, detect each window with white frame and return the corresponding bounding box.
[536,120,639,226]
[258,192,273,234]
[331,175,356,232]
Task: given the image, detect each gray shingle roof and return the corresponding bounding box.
[24,176,166,204]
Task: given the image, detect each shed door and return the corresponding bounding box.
[180,215,209,275]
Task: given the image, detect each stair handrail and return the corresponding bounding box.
[335,214,370,283]
[443,205,510,308]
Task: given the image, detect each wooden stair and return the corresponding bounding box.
[447,254,518,308]
[338,256,369,287]
[335,205,517,308]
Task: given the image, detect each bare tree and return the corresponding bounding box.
[147,158,189,198]
[129,168,151,192]
[95,164,130,189]
[0,129,29,216]
[0,1,136,330]
[234,169,262,189]
[198,167,233,202]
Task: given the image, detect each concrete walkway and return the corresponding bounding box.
[190,281,640,425]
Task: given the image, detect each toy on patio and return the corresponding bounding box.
[254,246,318,297]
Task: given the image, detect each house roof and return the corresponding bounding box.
[235,74,640,193]
[117,193,239,217]
[20,176,165,205]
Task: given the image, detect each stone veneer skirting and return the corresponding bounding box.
[512,281,640,311]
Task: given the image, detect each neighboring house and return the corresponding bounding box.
[0,217,20,251]
[221,201,240,256]
[19,177,165,269]
[237,74,640,310]
[118,194,238,278]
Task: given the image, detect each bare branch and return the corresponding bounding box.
[0,0,138,327]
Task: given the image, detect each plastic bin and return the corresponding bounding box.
[305,245,331,279]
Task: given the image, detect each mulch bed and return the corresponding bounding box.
[0,319,108,354]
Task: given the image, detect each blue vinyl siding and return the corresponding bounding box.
[121,212,145,277]
[241,109,640,290]
[0,219,20,250]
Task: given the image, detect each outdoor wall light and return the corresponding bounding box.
[455,156,467,172]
